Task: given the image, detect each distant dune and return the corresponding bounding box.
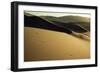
[41,15,90,23]
[24,15,89,33]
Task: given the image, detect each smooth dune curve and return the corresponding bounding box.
[24,27,90,61]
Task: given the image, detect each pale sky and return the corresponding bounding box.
[24,11,90,18]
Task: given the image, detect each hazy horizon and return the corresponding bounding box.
[24,11,90,18]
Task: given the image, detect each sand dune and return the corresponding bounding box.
[24,27,90,61]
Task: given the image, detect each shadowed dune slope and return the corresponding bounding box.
[24,15,72,34]
[24,15,89,34]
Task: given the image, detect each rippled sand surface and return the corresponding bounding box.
[24,27,90,61]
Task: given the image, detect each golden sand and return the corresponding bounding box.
[24,27,90,61]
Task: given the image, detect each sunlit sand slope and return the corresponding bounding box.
[24,27,90,61]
